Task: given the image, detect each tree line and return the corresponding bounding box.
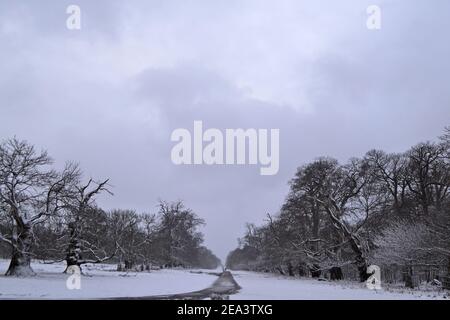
[227,127,450,288]
[0,138,220,276]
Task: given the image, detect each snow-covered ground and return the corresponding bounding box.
[0,260,217,299]
[230,270,448,300]
[0,260,447,299]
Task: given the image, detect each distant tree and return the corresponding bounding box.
[226,245,259,271]
[109,209,146,270]
[195,246,221,269]
[156,200,205,267]
[365,150,409,216]
[405,142,448,215]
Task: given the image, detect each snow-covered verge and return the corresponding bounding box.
[229,271,449,300]
[0,259,217,299]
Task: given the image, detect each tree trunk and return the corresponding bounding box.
[330,267,343,280]
[298,264,306,277]
[404,265,414,288]
[356,257,369,282]
[323,203,369,282]
[276,266,285,275]
[310,264,321,278]
[311,204,320,253]
[443,258,450,290]
[64,222,82,273]
[124,259,134,270]
[6,224,35,276]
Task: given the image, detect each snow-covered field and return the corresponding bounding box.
[230,271,448,300]
[0,260,217,299]
[0,260,447,300]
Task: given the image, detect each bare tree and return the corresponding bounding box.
[156,200,205,267]
[440,126,450,147]
[365,150,409,216]
[373,219,448,288]
[228,127,450,286]
[63,178,115,272]
[0,138,79,276]
[109,209,145,270]
[286,158,373,281]
[405,142,447,216]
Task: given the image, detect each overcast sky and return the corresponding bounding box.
[1,0,449,260]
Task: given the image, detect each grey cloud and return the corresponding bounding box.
[1,0,449,259]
